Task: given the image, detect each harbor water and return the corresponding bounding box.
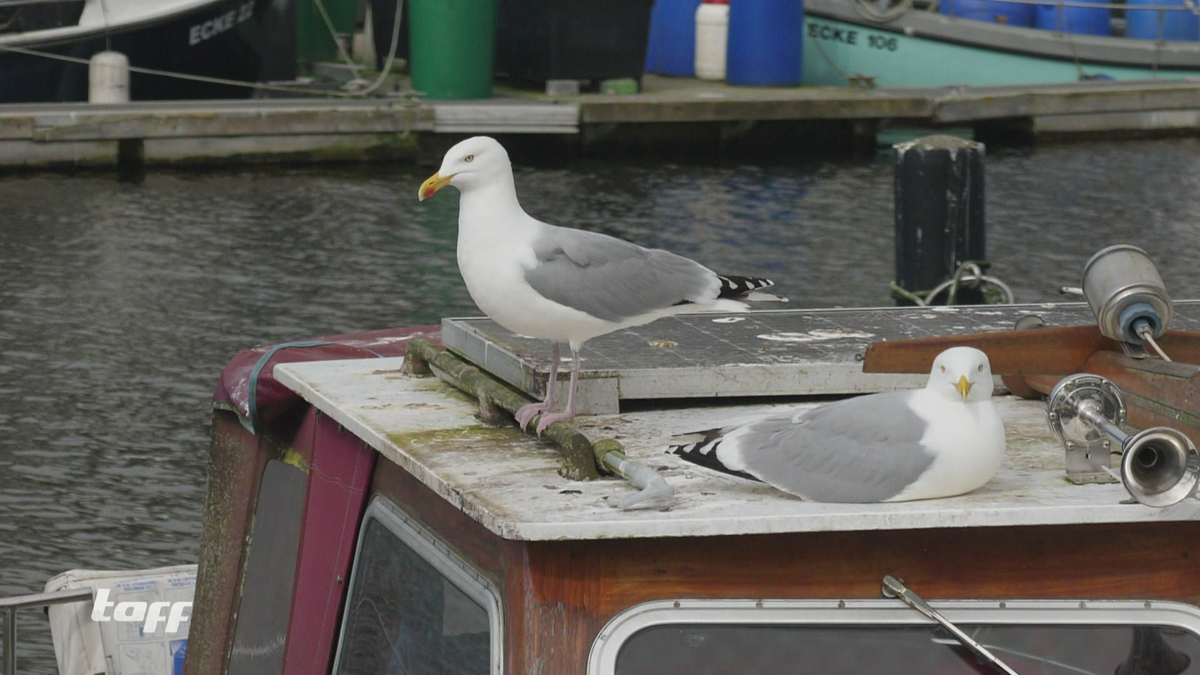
[3,137,1200,671]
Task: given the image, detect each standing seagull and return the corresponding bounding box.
[419,136,778,433]
[671,347,1006,502]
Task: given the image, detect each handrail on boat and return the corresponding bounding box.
[1,587,93,675]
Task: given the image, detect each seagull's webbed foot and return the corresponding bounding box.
[514,401,552,431]
[534,411,576,435]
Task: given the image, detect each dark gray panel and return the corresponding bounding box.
[227,459,308,675]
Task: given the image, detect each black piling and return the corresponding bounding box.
[893,135,986,305]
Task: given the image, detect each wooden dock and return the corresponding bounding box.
[2,75,1199,167]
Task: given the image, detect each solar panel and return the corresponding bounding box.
[441,302,1200,415]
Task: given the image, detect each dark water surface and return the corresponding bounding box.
[3,138,1200,670]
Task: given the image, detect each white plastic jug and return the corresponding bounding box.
[695,0,730,81]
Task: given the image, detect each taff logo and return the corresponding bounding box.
[91,588,192,634]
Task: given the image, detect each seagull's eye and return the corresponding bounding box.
[464,154,475,163]
[978,363,984,372]
[940,365,946,373]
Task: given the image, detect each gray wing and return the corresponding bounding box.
[728,391,935,503]
[524,225,720,323]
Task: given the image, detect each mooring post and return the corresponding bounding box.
[893,135,986,305]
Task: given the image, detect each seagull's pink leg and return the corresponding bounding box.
[535,348,581,434]
[515,342,560,431]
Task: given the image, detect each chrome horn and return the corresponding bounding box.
[1047,373,1200,507]
[1120,428,1200,507]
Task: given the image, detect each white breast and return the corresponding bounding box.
[455,211,614,344]
[887,390,1006,502]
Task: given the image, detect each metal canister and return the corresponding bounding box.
[1082,244,1173,344]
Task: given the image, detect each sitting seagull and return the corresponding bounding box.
[419,136,778,434]
[671,347,1006,502]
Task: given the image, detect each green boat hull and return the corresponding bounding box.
[802,12,1200,87]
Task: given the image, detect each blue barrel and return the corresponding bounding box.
[644,2,659,71]
[726,0,803,85]
[940,0,1036,26]
[171,640,187,675]
[644,0,703,76]
[1035,0,1111,35]
[1126,0,1200,40]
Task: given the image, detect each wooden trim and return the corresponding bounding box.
[369,459,531,673]
[525,521,1200,674]
[362,460,1200,675]
[185,408,312,675]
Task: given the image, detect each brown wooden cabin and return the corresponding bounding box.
[184,313,1200,675]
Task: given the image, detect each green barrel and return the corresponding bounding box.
[408,0,499,99]
[296,0,358,65]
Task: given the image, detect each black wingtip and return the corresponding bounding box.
[716,275,775,300]
[670,432,760,483]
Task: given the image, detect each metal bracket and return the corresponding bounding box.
[1047,374,1124,484]
[1118,340,1150,360]
[1047,373,1200,506]
[400,339,678,509]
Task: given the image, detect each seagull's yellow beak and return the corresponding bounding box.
[956,375,973,401]
[419,172,454,201]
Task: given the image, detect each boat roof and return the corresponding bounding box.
[275,303,1200,542]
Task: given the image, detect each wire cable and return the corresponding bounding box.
[0,42,399,98]
[0,0,412,99]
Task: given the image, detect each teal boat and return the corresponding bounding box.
[803,0,1200,86]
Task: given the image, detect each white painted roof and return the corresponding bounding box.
[275,356,1200,542]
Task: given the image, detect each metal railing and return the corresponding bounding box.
[0,588,93,675]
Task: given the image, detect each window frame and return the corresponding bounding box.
[228,458,309,675]
[588,598,1200,674]
[330,495,504,675]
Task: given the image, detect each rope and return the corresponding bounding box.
[890,283,929,305]
[0,43,347,96]
[345,0,404,96]
[99,0,111,51]
[0,42,417,99]
[245,341,335,434]
[243,340,387,434]
[1048,2,1090,81]
[890,261,1016,306]
[852,0,914,22]
[809,25,877,87]
[312,0,362,75]
[306,0,406,95]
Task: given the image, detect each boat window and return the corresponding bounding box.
[590,600,1200,675]
[227,459,308,675]
[332,496,502,675]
